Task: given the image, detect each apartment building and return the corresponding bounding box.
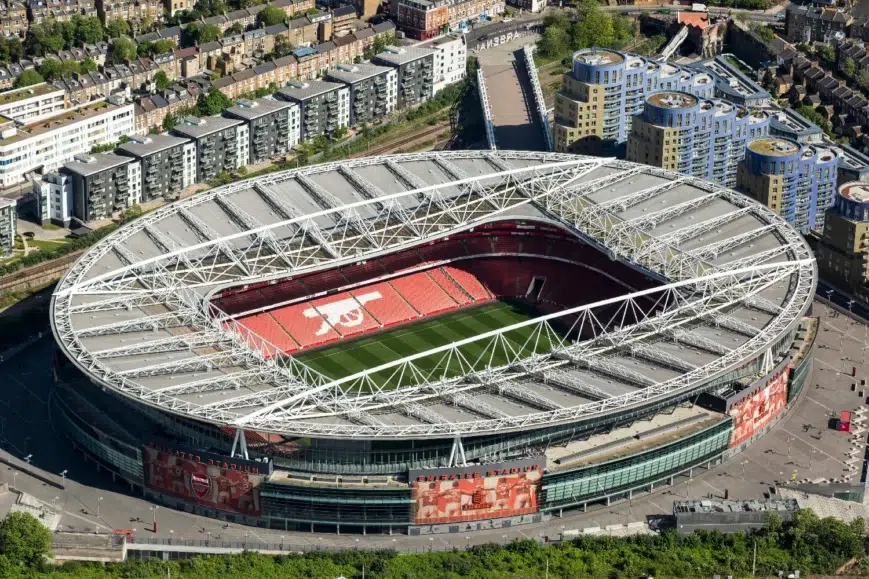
[224,98,299,164]
[116,133,196,202]
[326,63,396,126]
[419,33,466,94]
[28,0,94,23]
[348,0,378,20]
[0,83,66,124]
[768,107,824,144]
[626,92,770,189]
[834,144,869,185]
[818,182,869,299]
[276,80,349,141]
[0,99,134,188]
[58,153,141,223]
[332,4,356,36]
[737,137,838,233]
[0,198,14,255]
[0,1,27,37]
[785,4,852,43]
[553,49,715,156]
[374,46,434,109]
[395,0,448,40]
[171,116,249,183]
[98,0,163,26]
[690,56,772,107]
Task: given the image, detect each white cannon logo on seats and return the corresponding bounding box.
[303,291,382,336]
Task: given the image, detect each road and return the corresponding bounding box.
[0,289,861,552]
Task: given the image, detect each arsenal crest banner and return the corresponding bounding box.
[142,444,265,516]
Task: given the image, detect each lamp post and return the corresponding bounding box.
[23,454,32,464]
[60,470,67,489]
[151,505,159,533]
[741,459,749,479]
[97,497,103,518]
[12,471,17,489]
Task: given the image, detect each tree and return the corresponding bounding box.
[81,57,97,73]
[38,58,81,80]
[154,70,172,90]
[182,22,221,47]
[192,0,227,17]
[0,37,23,63]
[226,22,244,35]
[110,37,136,64]
[331,125,348,140]
[105,18,130,39]
[0,512,52,567]
[24,23,65,56]
[539,25,568,58]
[272,35,292,58]
[197,87,232,116]
[843,56,856,78]
[152,38,176,54]
[857,70,869,90]
[820,43,835,63]
[572,4,614,50]
[163,111,177,131]
[73,15,103,44]
[256,5,286,27]
[14,69,44,88]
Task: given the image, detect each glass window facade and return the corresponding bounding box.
[541,420,732,510]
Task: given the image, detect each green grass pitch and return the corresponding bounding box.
[290,301,566,389]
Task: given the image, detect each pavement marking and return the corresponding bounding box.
[647,500,669,513]
[699,479,725,496]
[782,428,847,466]
[805,396,836,413]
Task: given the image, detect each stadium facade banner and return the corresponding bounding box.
[142,442,269,516]
[728,364,790,448]
[409,458,544,525]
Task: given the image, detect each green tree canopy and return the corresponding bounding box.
[0,512,51,568]
[105,18,130,39]
[257,5,286,27]
[182,22,221,47]
[110,37,136,64]
[857,69,869,90]
[0,37,23,63]
[38,58,81,81]
[539,25,569,58]
[13,69,44,88]
[197,87,233,116]
[573,4,614,49]
[843,56,856,78]
[153,38,177,54]
[73,15,103,44]
[226,22,244,35]
[154,70,172,91]
[820,43,835,63]
[81,57,97,73]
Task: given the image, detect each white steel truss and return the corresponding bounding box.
[50,152,816,439]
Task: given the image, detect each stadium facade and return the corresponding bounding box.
[49,151,817,535]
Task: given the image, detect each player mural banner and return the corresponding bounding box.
[409,458,543,525]
[729,364,790,448]
[142,442,268,516]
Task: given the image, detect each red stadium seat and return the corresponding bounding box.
[235,313,298,355]
[307,292,381,339]
[389,271,458,315]
[270,301,341,349]
[442,266,492,301]
[350,282,418,327]
[428,268,474,305]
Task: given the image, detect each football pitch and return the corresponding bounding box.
[291,301,566,389]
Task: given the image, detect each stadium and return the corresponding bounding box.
[49,150,817,534]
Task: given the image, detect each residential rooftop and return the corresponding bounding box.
[0,100,128,146]
[62,152,131,177]
[116,134,191,157]
[171,115,245,139]
[326,62,393,84]
[0,83,62,107]
[224,98,294,120]
[277,80,346,101]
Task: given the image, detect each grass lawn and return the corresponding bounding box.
[29,238,69,251]
[291,301,566,390]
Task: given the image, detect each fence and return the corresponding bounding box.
[477,69,497,151]
[522,45,553,152]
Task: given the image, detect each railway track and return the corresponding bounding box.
[350,123,452,158]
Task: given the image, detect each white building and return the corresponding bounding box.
[0,98,135,188]
[0,83,66,124]
[420,34,467,94]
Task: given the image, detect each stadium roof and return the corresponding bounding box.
[50,151,815,440]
